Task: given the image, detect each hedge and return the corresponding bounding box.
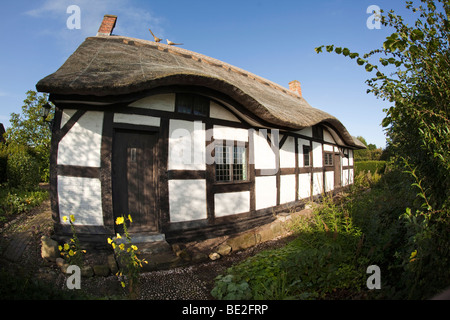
[355,161,386,175]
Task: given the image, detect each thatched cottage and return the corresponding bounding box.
[36,15,365,243]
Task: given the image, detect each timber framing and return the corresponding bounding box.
[37,29,364,245]
[48,86,357,243]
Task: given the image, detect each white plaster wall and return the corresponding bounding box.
[295,127,312,137]
[342,153,349,166]
[253,130,276,171]
[349,150,354,166]
[349,168,354,184]
[113,113,160,127]
[323,129,335,144]
[213,125,248,142]
[312,142,323,168]
[169,179,207,222]
[279,136,296,168]
[58,111,103,167]
[255,176,277,210]
[297,139,310,168]
[214,191,250,217]
[58,176,103,226]
[210,101,240,122]
[60,109,77,128]
[169,119,205,170]
[128,93,175,112]
[325,171,334,192]
[343,169,349,186]
[313,172,323,195]
[323,144,334,152]
[280,174,296,204]
[298,173,311,199]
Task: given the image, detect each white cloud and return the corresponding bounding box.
[25,0,165,51]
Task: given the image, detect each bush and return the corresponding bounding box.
[6,145,40,190]
[355,161,386,176]
[0,145,7,183]
[211,196,369,300]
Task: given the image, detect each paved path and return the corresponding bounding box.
[1,202,52,262]
[3,231,32,262]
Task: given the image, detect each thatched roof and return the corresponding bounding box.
[36,35,365,148]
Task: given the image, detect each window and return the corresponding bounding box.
[303,146,311,167]
[215,144,247,182]
[312,125,323,140]
[324,153,334,166]
[175,93,209,117]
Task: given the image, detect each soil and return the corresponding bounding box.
[0,198,294,300]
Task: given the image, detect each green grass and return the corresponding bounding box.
[0,183,48,224]
[211,169,449,300]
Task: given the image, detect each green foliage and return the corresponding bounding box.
[212,196,369,300]
[6,144,40,190]
[58,215,86,267]
[0,187,48,220]
[355,161,386,175]
[315,0,450,299]
[5,90,53,183]
[0,145,7,183]
[211,275,252,300]
[107,215,147,298]
[212,168,449,300]
[316,0,450,209]
[0,268,88,300]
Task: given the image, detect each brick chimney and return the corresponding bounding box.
[289,80,302,97]
[97,14,117,36]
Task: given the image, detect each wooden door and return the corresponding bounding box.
[334,153,341,189]
[112,130,158,233]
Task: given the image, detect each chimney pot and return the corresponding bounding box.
[97,14,117,36]
[289,80,302,97]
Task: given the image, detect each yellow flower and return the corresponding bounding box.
[107,238,113,244]
[119,243,125,251]
[121,281,126,288]
[116,233,122,239]
[62,216,68,222]
[64,243,70,251]
[410,250,418,262]
[69,249,74,256]
[128,214,133,223]
[116,217,124,225]
[131,245,138,251]
[70,215,76,223]
[58,245,62,251]
[112,243,116,249]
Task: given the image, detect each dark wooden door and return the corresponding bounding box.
[112,130,158,233]
[334,153,341,189]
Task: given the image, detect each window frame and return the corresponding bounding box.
[303,145,311,167]
[214,141,249,184]
[324,152,334,166]
[175,93,210,117]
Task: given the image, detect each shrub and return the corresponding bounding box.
[212,196,368,300]
[0,145,7,183]
[6,145,40,190]
[355,161,386,176]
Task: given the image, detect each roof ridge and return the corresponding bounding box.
[91,35,302,101]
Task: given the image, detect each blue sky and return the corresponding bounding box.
[0,0,417,148]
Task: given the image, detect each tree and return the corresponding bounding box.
[316,0,449,208]
[5,90,53,182]
[316,0,450,298]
